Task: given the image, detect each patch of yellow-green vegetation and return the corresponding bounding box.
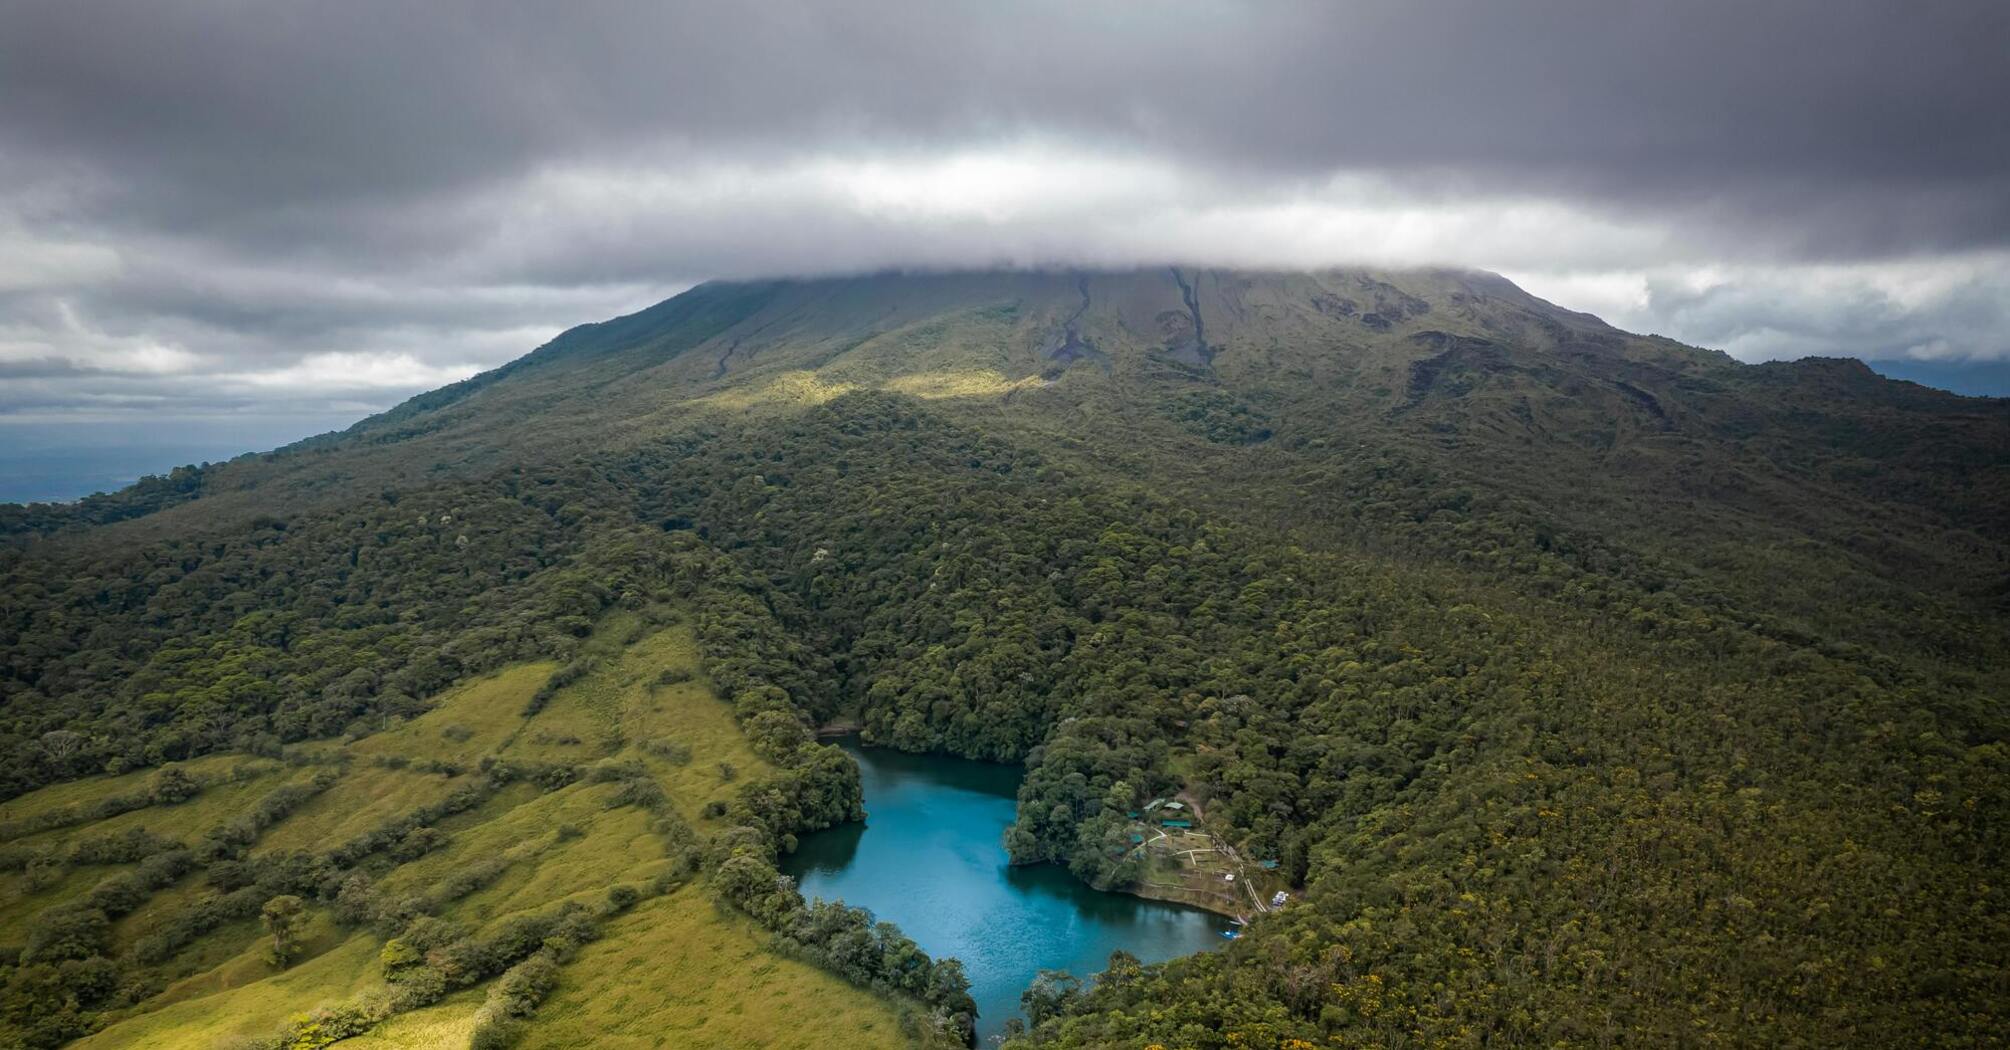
[0,753,251,827]
[73,932,386,1050]
[680,305,1038,421]
[431,780,541,840]
[883,369,1042,400]
[498,612,768,819]
[341,989,485,1049]
[0,863,118,934]
[253,765,466,856]
[502,691,614,765]
[352,662,555,766]
[610,620,771,817]
[120,909,348,1015]
[373,780,651,924]
[818,306,1030,391]
[119,909,261,984]
[495,617,641,764]
[693,369,860,412]
[8,608,920,1050]
[110,874,224,956]
[516,887,910,1050]
[2,761,298,935]
[116,867,356,980]
[478,802,662,918]
[4,757,289,853]
[99,770,345,956]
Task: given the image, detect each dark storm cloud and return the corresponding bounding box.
[0,0,2005,424]
[6,0,2006,257]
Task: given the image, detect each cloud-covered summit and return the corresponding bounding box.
[2,0,2006,425]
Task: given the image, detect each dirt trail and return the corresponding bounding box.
[1175,791,1267,917]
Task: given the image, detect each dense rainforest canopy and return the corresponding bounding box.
[2,268,2006,1048]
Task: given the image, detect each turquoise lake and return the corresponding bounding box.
[782,738,1229,1042]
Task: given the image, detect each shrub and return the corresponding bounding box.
[742,710,812,764]
[640,737,692,764]
[379,938,422,977]
[68,827,182,866]
[523,660,592,717]
[388,826,446,862]
[149,765,200,804]
[469,1017,524,1050]
[489,952,560,1017]
[22,856,63,892]
[429,857,509,908]
[333,874,378,926]
[22,904,109,963]
[196,773,338,862]
[130,886,265,964]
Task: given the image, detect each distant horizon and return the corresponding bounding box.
[0,417,353,504]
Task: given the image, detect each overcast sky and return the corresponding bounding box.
[2,0,2007,433]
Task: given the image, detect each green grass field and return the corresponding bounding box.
[518,888,908,1050]
[2,756,292,854]
[2,612,924,1049]
[74,933,386,1048]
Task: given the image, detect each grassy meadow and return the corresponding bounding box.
[2,612,920,1049]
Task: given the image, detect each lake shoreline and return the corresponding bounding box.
[826,735,1261,921]
[790,738,1228,1041]
[1123,879,1249,920]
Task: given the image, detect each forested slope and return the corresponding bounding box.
[2,268,2005,1048]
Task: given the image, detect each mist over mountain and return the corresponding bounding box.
[5,3,2007,432]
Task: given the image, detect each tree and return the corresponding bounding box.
[743,710,812,762]
[333,873,378,926]
[1021,969,1082,1028]
[261,894,306,968]
[380,937,423,977]
[23,905,109,963]
[39,731,86,775]
[1069,811,1142,889]
[1101,948,1142,987]
[149,765,199,804]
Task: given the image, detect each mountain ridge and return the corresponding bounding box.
[12,266,2001,531]
[12,266,2005,657]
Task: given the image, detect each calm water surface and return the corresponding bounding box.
[783,738,1228,1042]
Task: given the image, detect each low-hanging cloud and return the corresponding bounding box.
[0,0,2004,424]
